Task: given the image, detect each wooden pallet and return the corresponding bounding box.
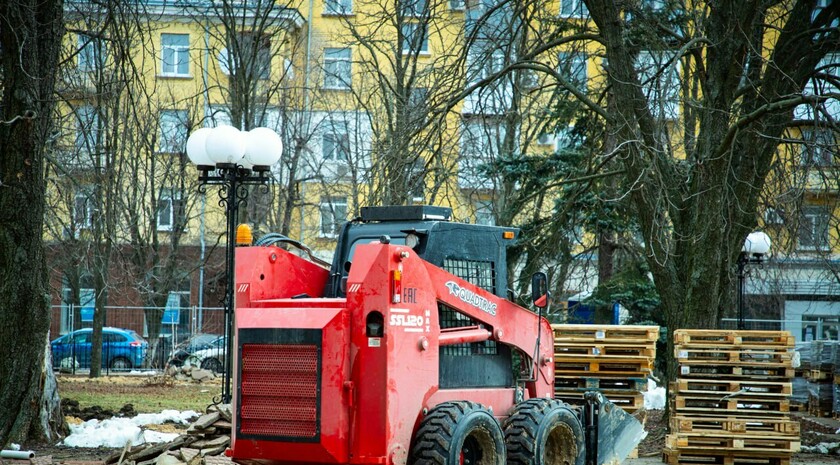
[675,348,792,366]
[553,343,656,357]
[665,434,799,453]
[678,365,794,380]
[673,330,794,348]
[674,379,792,396]
[674,396,789,415]
[551,324,659,344]
[663,448,791,465]
[554,359,653,376]
[670,416,800,436]
[554,376,648,391]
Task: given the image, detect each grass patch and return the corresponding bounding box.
[58,375,221,414]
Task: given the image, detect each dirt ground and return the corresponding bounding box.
[12,387,840,465]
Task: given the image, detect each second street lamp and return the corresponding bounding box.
[185,125,282,403]
[737,231,772,330]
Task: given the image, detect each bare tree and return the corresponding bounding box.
[568,0,840,377]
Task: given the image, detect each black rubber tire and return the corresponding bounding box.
[503,399,585,465]
[411,401,505,465]
[201,357,224,374]
[109,357,132,371]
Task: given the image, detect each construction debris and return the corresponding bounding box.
[104,404,232,465]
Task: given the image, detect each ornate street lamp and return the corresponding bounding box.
[186,125,283,403]
[738,231,772,330]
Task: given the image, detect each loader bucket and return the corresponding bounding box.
[582,392,647,465]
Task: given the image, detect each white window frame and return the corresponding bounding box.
[474,200,495,226]
[449,0,465,10]
[560,0,588,18]
[322,122,350,162]
[158,109,188,154]
[558,51,588,90]
[75,105,100,153]
[324,0,353,15]
[319,197,348,238]
[161,33,190,77]
[401,0,427,17]
[798,205,831,251]
[635,50,680,120]
[401,22,429,55]
[800,127,836,167]
[156,189,183,232]
[74,191,93,230]
[78,34,105,72]
[323,48,351,90]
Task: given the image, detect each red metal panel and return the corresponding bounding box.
[240,344,319,438]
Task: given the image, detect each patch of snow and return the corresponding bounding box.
[644,379,665,410]
[645,379,665,410]
[62,410,199,448]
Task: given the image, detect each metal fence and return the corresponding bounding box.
[720,317,840,344]
[50,304,225,374]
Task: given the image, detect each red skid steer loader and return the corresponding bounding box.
[228,206,645,465]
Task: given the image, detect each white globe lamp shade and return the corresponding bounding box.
[244,127,283,167]
[743,231,771,255]
[186,128,215,167]
[205,125,246,165]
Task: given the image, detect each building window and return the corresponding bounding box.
[401,0,427,17]
[157,189,185,232]
[558,51,588,89]
[635,50,680,120]
[408,159,425,202]
[78,34,105,72]
[324,0,352,15]
[75,105,101,153]
[560,0,588,17]
[323,48,351,89]
[234,33,271,80]
[402,23,429,55]
[798,205,831,250]
[161,33,190,76]
[449,0,464,10]
[159,110,189,153]
[320,197,348,238]
[474,201,494,225]
[800,127,836,167]
[74,191,94,230]
[322,122,350,162]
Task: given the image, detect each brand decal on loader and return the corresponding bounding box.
[444,281,497,316]
[390,308,430,332]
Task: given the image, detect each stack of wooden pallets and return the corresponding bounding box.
[551,324,658,413]
[665,330,799,465]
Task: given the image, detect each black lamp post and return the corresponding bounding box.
[737,231,771,330]
[186,126,282,403]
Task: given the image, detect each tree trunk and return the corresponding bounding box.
[0,0,66,447]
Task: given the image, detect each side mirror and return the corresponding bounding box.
[531,272,549,308]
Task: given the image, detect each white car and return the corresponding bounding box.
[184,336,226,373]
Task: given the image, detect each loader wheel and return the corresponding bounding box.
[503,399,585,465]
[410,401,505,465]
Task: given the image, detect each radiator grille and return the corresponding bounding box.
[239,344,319,438]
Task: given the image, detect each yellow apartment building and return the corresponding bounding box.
[45,0,840,343]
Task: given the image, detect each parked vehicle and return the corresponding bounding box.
[51,327,148,370]
[166,333,223,367]
[183,336,226,373]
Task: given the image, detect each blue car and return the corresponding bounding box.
[51,327,148,370]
